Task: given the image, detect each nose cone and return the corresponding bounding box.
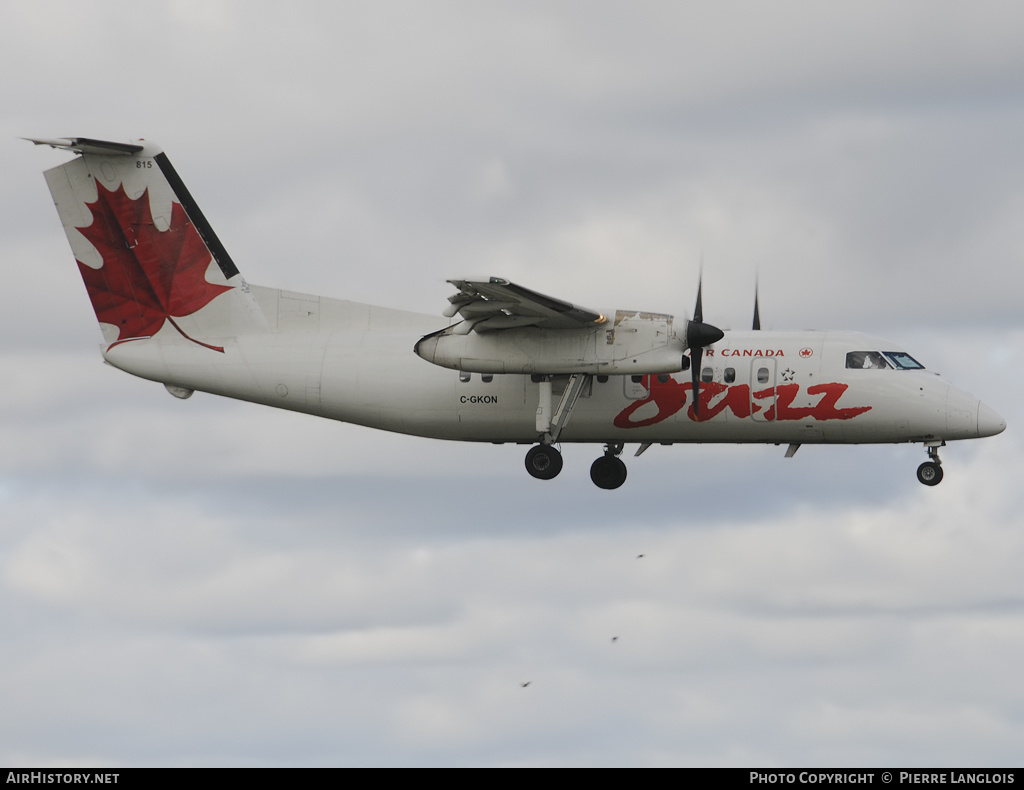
[685,320,725,349]
[978,402,1007,438]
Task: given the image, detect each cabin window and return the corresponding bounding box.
[459,371,471,382]
[724,367,736,384]
[757,367,770,384]
[883,352,925,370]
[846,351,889,370]
[597,375,609,383]
[481,374,493,383]
[657,374,670,384]
[701,367,713,383]
[631,375,643,384]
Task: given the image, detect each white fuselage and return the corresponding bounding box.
[31,136,1005,490]
[101,286,1003,447]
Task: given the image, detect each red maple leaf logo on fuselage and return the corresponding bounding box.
[76,181,232,352]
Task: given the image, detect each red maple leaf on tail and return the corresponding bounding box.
[76,181,232,352]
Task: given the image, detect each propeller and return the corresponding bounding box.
[684,272,725,417]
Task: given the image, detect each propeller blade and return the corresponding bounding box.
[686,328,724,418]
[691,347,703,417]
[684,270,724,418]
[752,278,761,331]
[685,268,723,348]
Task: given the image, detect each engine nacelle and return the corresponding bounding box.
[415,310,686,375]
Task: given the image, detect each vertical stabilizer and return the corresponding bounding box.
[30,137,267,353]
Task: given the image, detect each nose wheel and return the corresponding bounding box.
[917,443,944,486]
[591,443,628,490]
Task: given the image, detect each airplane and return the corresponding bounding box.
[29,136,1006,490]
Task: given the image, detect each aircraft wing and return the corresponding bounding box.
[443,278,607,333]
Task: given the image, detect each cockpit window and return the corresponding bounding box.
[846,351,890,370]
[883,352,925,370]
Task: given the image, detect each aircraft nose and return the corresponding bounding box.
[978,402,1006,438]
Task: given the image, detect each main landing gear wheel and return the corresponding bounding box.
[590,455,627,490]
[917,461,943,486]
[525,444,563,480]
[917,443,944,487]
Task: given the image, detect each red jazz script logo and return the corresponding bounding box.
[76,181,232,352]
[613,376,870,427]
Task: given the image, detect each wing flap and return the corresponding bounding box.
[444,277,607,332]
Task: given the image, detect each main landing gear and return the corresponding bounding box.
[590,443,627,490]
[525,444,563,480]
[524,444,626,487]
[916,442,944,487]
[525,373,581,483]
[524,442,629,489]
[524,374,629,489]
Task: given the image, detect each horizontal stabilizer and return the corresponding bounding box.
[24,137,144,156]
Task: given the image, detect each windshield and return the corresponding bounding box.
[883,351,925,370]
[845,350,926,370]
[846,351,890,370]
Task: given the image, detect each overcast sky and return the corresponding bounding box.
[1,0,1022,767]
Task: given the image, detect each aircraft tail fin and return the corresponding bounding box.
[31,137,266,353]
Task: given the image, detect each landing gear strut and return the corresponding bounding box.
[525,444,563,480]
[525,373,587,481]
[917,443,944,486]
[591,443,627,490]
